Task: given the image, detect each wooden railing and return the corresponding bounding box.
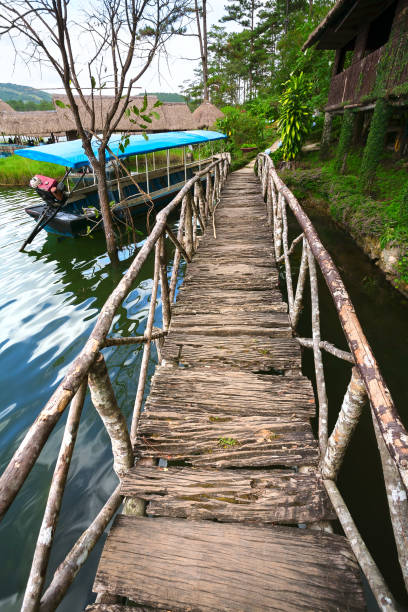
[327,47,383,109]
[257,152,408,611]
[0,152,230,612]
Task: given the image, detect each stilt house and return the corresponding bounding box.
[304,0,408,112]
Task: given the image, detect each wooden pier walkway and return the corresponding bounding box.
[89,166,365,611]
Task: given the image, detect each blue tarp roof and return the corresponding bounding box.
[15,130,227,169]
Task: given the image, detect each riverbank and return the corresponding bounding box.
[280,150,408,298]
[0,156,64,186]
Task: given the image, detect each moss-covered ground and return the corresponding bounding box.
[280,149,408,287]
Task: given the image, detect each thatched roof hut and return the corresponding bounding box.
[0,110,63,136]
[52,94,196,133]
[192,102,224,129]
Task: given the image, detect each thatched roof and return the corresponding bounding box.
[0,99,13,112]
[0,110,62,136]
[52,94,196,133]
[303,0,396,51]
[192,102,224,129]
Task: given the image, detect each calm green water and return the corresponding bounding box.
[0,187,179,611]
[0,188,407,609]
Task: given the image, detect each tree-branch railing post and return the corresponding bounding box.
[291,237,308,329]
[321,367,366,480]
[130,241,161,443]
[184,191,194,260]
[306,243,329,457]
[255,151,408,609]
[158,234,171,333]
[88,353,133,478]
[21,379,88,612]
[169,195,187,304]
[206,171,213,215]
[280,194,295,318]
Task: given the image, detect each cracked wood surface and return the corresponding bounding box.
[93,516,365,611]
[120,465,336,524]
[92,166,364,610]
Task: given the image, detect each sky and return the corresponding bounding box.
[0,2,233,96]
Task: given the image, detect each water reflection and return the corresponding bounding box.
[0,187,174,611]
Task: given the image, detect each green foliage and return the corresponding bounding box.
[216,106,265,150]
[7,99,54,111]
[0,156,64,186]
[180,1,334,111]
[283,149,408,287]
[334,110,354,173]
[278,72,312,161]
[399,181,408,226]
[360,98,391,192]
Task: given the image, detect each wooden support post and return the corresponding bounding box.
[184,191,194,260]
[372,413,408,590]
[169,196,187,304]
[21,380,87,612]
[321,367,366,480]
[291,238,308,329]
[165,224,191,264]
[39,485,123,612]
[206,171,213,215]
[194,181,206,229]
[280,195,295,315]
[266,170,273,227]
[158,235,171,332]
[131,244,160,443]
[324,480,397,612]
[273,190,283,261]
[307,243,329,456]
[88,354,133,478]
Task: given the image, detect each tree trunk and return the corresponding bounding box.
[94,153,119,265]
[320,112,332,160]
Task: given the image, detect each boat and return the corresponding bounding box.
[15,130,226,246]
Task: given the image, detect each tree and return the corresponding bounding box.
[221,0,262,99]
[0,0,189,263]
[194,0,209,102]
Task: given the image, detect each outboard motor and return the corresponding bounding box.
[30,174,66,206]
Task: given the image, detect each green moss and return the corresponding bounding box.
[282,150,408,286]
[334,110,354,174]
[360,98,391,192]
[218,437,239,448]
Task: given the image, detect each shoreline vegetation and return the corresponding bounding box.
[281,149,408,298]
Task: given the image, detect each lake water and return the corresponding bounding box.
[0,188,407,609]
[0,187,177,611]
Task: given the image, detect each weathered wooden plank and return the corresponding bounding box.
[146,367,315,417]
[120,466,335,524]
[93,516,365,611]
[86,606,154,612]
[162,334,302,372]
[135,412,319,468]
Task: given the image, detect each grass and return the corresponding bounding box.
[281,149,408,287]
[0,155,65,186]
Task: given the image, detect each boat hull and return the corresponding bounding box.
[24,164,209,238]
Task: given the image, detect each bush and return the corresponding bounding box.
[215,106,266,152]
[278,72,312,161]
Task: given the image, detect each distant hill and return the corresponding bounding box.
[137,92,186,103]
[0,83,52,104]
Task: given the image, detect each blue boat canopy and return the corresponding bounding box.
[15,130,227,169]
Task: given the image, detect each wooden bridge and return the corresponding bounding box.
[0,153,407,611]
